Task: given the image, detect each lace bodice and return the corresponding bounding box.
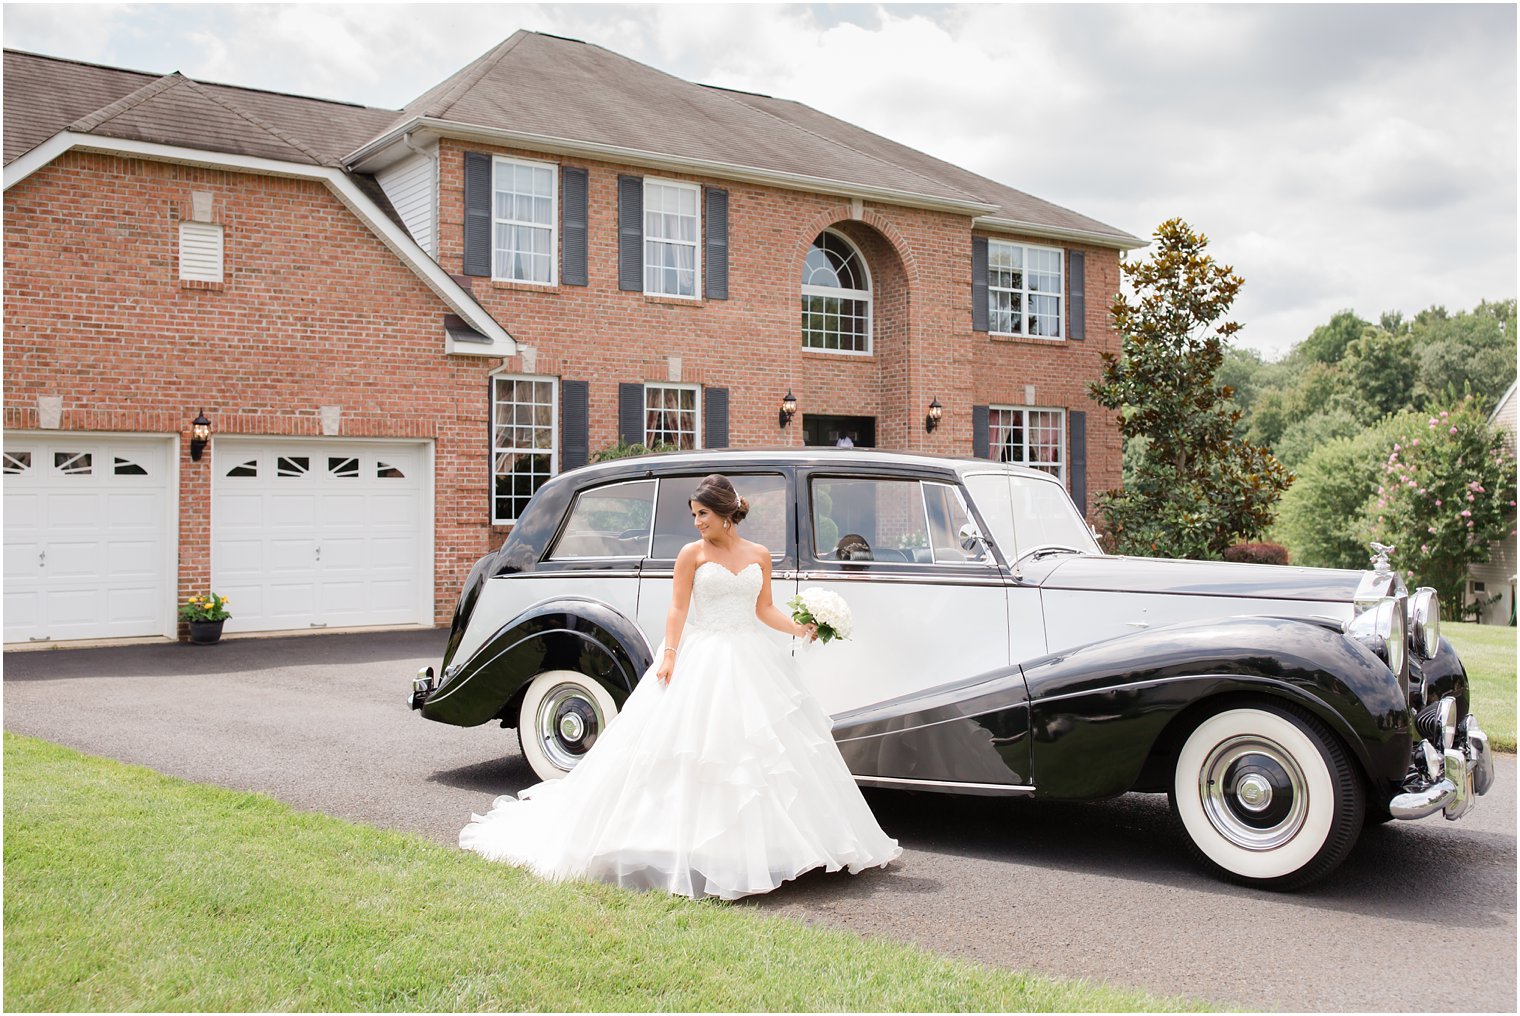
[685,560,763,634]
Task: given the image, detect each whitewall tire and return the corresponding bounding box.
[517,670,620,783]
[1170,704,1364,890]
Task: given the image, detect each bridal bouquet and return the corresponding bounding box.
[787,588,852,644]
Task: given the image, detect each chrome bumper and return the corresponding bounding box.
[408,666,435,711]
[1389,700,1493,821]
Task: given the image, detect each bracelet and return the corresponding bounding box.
[663,646,677,655]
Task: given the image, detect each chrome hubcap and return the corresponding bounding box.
[1235,773,1273,812]
[537,683,604,771]
[1199,735,1308,851]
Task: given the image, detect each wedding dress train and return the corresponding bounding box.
[459,560,901,900]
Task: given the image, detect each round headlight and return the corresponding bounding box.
[1409,587,1440,659]
[1386,596,1407,685]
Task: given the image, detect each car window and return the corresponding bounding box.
[548,479,656,560]
[922,482,990,565]
[651,473,788,559]
[811,477,933,563]
[963,471,1096,559]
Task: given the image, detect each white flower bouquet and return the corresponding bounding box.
[786,588,852,644]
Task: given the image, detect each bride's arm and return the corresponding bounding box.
[657,544,699,683]
[755,555,817,641]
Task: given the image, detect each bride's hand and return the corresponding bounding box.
[797,622,819,643]
[656,652,675,684]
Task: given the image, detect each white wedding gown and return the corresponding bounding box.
[459,560,901,900]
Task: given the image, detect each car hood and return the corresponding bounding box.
[1037,554,1365,604]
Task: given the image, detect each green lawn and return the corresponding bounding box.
[1445,621,1517,752]
[3,733,1202,1013]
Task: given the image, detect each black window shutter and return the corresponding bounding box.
[619,382,645,445]
[705,387,729,447]
[463,151,492,277]
[972,404,990,459]
[560,380,589,470]
[1067,249,1086,340]
[704,188,729,300]
[618,175,643,292]
[1069,410,1088,517]
[972,236,989,333]
[561,168,588,287]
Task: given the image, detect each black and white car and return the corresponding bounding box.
[410,448,1493,889]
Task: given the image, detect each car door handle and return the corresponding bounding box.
[1126,621,1149,629]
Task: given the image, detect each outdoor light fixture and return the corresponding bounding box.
[779,389,798,428]
[190,410,211,461]
[925,397,943,433]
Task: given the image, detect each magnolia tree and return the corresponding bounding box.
[1090,218,1292,559]
[1369,395,1517,619]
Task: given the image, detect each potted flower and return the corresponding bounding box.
[179,592,231,645]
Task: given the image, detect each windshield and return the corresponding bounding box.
[962,471,1098,561]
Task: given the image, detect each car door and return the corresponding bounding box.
[794,468,1010,716]
[635,470,797,657]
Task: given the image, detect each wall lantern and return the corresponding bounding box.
[190,410,211,461]
[779,389,798,428]
[925,397,943,433]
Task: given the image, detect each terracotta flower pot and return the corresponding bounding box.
[188,620,225,645]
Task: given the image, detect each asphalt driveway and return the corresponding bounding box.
[5,630,1516,1012]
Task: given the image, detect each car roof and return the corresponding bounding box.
[567,447,1062,481]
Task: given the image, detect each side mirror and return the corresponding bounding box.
[959,523,990,555]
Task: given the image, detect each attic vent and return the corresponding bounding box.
[179,221,224,283]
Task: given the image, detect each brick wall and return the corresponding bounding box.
[2,151,498,624]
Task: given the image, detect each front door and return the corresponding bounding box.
[793,470,1009,716]
[803,414,875,448]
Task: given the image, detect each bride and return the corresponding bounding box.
[460,473,901,899]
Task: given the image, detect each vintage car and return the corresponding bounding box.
[410,448,1493,889]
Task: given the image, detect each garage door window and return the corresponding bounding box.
[4,452,32,474]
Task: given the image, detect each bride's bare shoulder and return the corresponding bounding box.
[674,541,704,571]
[744,539,773,567]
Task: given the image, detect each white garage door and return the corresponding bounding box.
[212,440,431,633]
[3,434,175,644]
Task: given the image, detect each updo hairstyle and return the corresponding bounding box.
[691,473,750,524]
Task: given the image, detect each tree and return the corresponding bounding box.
[1090,218,1293,559]
[1368,395,1517,619]
[1275,411,1423,569]
[1412,299,1517,408]
[1294,309,1369,365]
[1341,325,1417,421]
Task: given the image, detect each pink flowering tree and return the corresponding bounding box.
[1369,395,1517,619]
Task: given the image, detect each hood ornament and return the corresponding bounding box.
[1369,542,1396,575]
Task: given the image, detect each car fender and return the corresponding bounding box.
[1023,615,1410,800]
[422,596,653,728]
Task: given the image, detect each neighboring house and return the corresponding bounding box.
[2,31,1142,644]
[1468,380,1517,624]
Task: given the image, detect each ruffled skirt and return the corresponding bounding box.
[458,624,901,900]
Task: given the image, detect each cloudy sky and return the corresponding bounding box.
[5,3,1514,359]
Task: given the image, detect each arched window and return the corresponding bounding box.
[801,230,872,354]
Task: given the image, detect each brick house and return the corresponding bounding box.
[2,31,1142,644]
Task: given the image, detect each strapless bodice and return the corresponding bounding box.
[685,560,763,634]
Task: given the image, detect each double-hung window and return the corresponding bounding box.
[492,375,558,524]
[643,179,700,298]
[492,157,557,284]
[989,406,1066,480]
[801,230,872,353]
[644,383,701,450]
[989,240,1063,339]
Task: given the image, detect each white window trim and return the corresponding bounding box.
[491,155,559,286]
[801,228,874,356]
[491,372,559,525]
[988,239,1064,341]
[179,221,224,283]
[989,405,1067,482]
[643,382,703,450]
[643,177,701,299]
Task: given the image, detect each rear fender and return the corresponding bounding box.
[422,597,653,728]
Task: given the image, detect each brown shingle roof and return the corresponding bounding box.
[3,49,396,166]
[386,31,990,209]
